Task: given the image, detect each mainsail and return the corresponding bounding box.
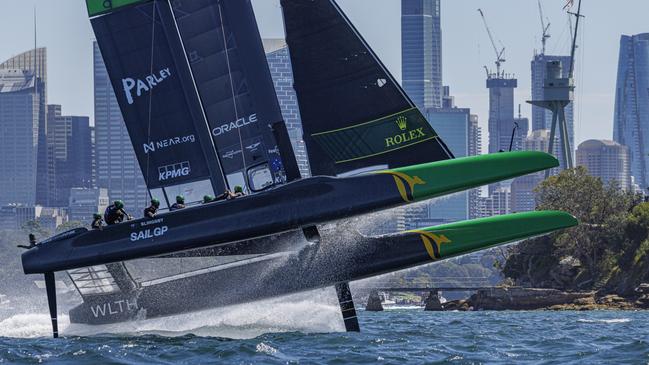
[89,0,300,206]
[280,0,454,176]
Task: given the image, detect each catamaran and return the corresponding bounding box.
[22,0,577,338]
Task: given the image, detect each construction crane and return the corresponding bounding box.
[478,8,506,78]
[538,0,551,54]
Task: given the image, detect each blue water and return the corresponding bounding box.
[1,305,648,364]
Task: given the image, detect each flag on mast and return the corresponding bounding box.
[563,0,574,10]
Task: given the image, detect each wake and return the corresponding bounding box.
[0,288,344,339]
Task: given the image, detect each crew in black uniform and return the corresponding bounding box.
[231,185,246,199]
[91,213,104,230]
[104,200,131,225]
[143,199,161,219]
[203,195,215,204]
[170,195,186,211]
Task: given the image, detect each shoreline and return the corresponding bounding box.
[438,286,649,312]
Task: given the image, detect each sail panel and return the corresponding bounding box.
[281,0,454,176]
[170,0,301,188]
[91,1,224,192]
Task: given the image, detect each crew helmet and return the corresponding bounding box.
[176,195,185,204]
[114,200,124,209]
[151,198,161,207]
[234,185,244,194]
[203,195,215,203]
[93,213,102,219]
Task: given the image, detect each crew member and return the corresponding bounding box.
[144,199,161,219]
[230,185,246,199]
[203,195,216,204]
[104,200,131,225]
[91,213,104,230]
[170,195,186,211]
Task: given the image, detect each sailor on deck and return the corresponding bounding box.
[91,213,104,230]
[144,199,161,219]
[214,186,246,202]
[104,200,132,225]
[170,195,186,211]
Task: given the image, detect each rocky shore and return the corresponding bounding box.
[439,285,649,311]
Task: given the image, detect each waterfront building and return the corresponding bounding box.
[68,187,109,223]
[47,105,92,207]
[613,33,649,188]
[263,39,311,177]
[402,0,442,109]
[576,140,631,190]
[93,42,148,213]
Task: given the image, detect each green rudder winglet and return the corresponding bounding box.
[410,211,578,260]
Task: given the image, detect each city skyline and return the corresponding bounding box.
[1,0,647,152]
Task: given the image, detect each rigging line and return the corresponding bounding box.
[145,1,157,189]
[218,1,247,182]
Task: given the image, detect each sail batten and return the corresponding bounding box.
[281,0,453,176]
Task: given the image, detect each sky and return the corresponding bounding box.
[0,0,648,150]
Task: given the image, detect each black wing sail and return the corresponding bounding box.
[169,0,301,189]
[90,0,227,202]
[281,0,454,176]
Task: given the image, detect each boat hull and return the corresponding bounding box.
[68,211,577,325]
[23,151,559,275]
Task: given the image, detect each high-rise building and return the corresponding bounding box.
[47,105,93,207]
[93,42,148,213]
[576,140,631,189]
[0,48,48,206]
[68,187,109,223]
[402,0,442,109]
[0,69,41,206]
[468,114,482,218]
[263,39,311,177]
[479,186,511,217]
[531,54,574,169]
[487,76,521,154]
[613,33,649,188]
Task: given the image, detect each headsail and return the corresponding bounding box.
[280,0,454,176]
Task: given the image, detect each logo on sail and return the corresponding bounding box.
[158,161,191,182]
[212,114,258,137]
[396,116,408,131]
[122,67,172,105]
[377,170,426,202]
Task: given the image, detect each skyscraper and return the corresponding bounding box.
[93,42,148,212]
[613,33,649,188]
[577,140,630,190]
[263,39,311,178]
[487,76,522,154]
[0,69,41,206]
[402,0,442,109]
[0,48,48,206]
[47,105,93,207]
[531,54,574,168]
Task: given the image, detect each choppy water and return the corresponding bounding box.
[1,292,649,364]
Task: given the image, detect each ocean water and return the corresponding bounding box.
[1,291,649,364]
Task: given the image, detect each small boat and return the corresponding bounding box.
[23,0,578,337]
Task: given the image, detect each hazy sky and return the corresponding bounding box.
[0,0,648,150]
